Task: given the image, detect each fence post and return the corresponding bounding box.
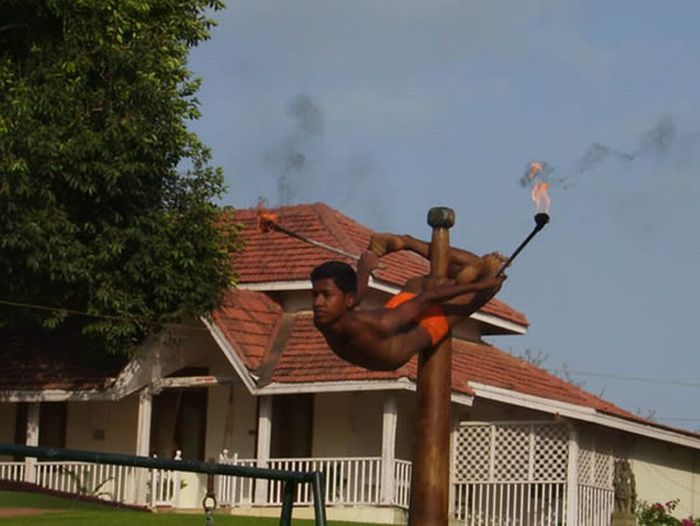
[380,395,397,505]
[566,424,579,526]
[203,464,217,526]
[134,388,152,506]
[23,403,40,484]
[254,396,272,505]
[150,454,158,508]
[173,450,182,507]
[312,471,327,526]
[280,480,296,526]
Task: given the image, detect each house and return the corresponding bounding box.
[1,202,699,524]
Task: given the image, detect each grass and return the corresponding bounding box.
[0,490,382,526]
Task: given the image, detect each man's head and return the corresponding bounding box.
[310,261,357,327]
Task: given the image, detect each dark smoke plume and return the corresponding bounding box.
[638,115,675,157]
[524,116,677,188]
[267,94,325,205]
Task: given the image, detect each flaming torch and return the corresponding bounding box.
[498,162,551,275]
[257,208,361,261]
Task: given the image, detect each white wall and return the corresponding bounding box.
[630,437,700,519]
[313,391,383,457]
[312,390,419,461]
[205,383,257,460]
[195,333,258,461]
[65,396,138,454]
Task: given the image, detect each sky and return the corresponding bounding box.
[186,0,700,430]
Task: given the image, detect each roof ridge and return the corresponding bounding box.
[313,203,364,258]
[465,341,638,418]
[255,311,295,388]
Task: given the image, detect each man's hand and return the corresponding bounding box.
[358,251,380,273]
[368,233,405,256]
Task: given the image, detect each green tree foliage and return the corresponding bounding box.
[0,0,239,353]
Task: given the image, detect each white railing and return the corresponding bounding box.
[216,451,256,507]
[577,484,614,526]
[453,481,567,526]
[0,454,181,507]
[272,457,381,506]
[0,462,25,482]
[149,451,182,507]
[217,454,384,508]
[393,459,412,509]
[34,461,140,503]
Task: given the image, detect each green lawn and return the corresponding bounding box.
[0,490,381,526]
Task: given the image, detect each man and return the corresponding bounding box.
[311,233,506,371]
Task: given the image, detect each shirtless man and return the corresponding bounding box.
[311,233,506,371]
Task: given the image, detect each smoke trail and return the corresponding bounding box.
[637,115,675,157]
[267,94,325,205]
[522,116,677,188]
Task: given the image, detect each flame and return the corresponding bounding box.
[531,181,550,214]
[528,162,543,180]
[256,207,279,233]
[527,161,551,214]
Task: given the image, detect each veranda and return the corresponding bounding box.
[0,422,614,525]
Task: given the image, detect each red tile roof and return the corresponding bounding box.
[262,312,417,384]
[450,339,637,420]
[0,329,127,391]
[231,203,528,328]
[211,289,285,371]
[212,287,700,439]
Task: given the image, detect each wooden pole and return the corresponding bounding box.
[408,207,454,526]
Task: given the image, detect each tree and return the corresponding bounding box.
[0,0,239,353]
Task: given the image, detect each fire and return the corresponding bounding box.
[527,161,551,214]
[256,207,279,233]
[531,181,550,214]
[528,162,543,180]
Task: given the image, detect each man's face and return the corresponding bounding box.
[311,278,354,327]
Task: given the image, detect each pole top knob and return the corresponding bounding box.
[427,207,455,229]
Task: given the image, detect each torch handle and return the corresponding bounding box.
[269,222,361,261]
[497,223,545,276]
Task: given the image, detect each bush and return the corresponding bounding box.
[637,499,700,526]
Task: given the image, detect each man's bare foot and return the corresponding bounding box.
[480,252,508,277]
[368,233,406,256]
[454,252,507,284]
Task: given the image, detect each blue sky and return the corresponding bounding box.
[187,0,700,429]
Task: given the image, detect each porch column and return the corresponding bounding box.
[135,388,153,456]
[566,424,579,526]
[134,388,152,507]
[380,395,398,505]
[254,395,273,505]
[23,402,40,483]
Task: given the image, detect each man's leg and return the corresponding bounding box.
[369,233,481,277]
[370,233,503,284]
[441,253,505,326]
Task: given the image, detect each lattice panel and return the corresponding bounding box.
[455,423,569,483]
[453,424,491,481]
[531,425,568,482]
[578,448,593,484]
[577,442,614,490]
[493,425,530,481]
[593,452,613,488]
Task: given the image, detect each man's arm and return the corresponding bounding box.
[353,251,380,306]
[419,275,505,305]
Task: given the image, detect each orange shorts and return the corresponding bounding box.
[384,292,449,345]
